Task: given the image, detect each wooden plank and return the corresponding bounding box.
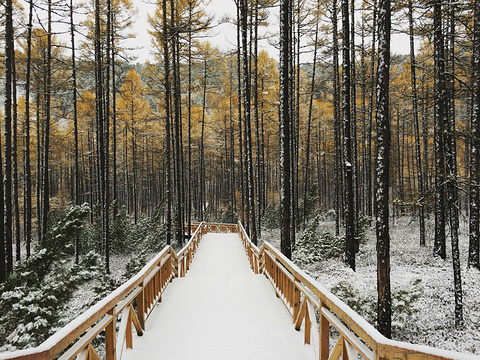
[321,308,375,360]
[87,344,101,360]
[130,303,143,336]
[58,315,113,360]
[329,336,344,360]
[294,298,307,330]
[116,307,130,360]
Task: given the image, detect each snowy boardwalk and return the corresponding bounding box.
[122,233,315,360]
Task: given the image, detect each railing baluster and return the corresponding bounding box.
[319,301,330,360]
[105,308,116,360]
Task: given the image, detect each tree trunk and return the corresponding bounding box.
[104,0,112,272]
[445,1,463,329]
[171,0,184,246]
[2,0,14,280]
[24,0,34,259]
[332,0,342,236]
[433,0,446,259]
[470,0,480,269]
[163,0,172,245]
[408,0,425,246]
[42,0,52,239]
[240,0,257,244]
[303,0,320,229]
[12,44,20,262]
[280,0,292,259]
[342,0,355,270]
[71,0,80,262]
[375,0,392,338]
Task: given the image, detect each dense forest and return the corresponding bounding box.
[0,0,479,351]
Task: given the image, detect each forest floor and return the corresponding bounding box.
[261,215,480,356]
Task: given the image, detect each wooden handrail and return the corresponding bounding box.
[2,222,477,360]
[0,222,211,360]
[236,221,480,360]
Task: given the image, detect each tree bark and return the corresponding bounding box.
[280,0,292,259]
[342,0,356,270]
[240,0,257,244]
[375,0,392,338]
[445,1,463,329]
[24,0,34,260]
[470,0,480,269]
[433,0,446,259]
[163,0,172,245]
[408,0,425,247]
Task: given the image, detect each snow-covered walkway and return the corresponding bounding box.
[123,233,315,360]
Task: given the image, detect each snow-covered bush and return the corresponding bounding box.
[299,183,319,224]
[392,278,422,330]
[330,280,376,324]
[293,215,344,266]
[329,278,423,334]
[219,204,238,224]
[0,205,105,351]
[262,203,280,229]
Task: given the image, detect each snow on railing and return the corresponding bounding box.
[237,221,480,360]
[0,222,213,360]
[3,222,477,360]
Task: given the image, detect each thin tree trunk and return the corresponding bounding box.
[104,0,112,272]
[236,1,245,226]
[71,0,80,262]
[408,0,426,246]
[433,0,446,259]
[280,0,292,258]
[375,0,392,338]
[470,0,480,269]
[24,0,34,259]
[42,0,53,239]
[446,1,463,328]
[12,45,20,262]
[367,0,377,218]
[342,0,356,270]
[163,0,172,245]
[333,0,342,236]
[2,0,14,278]
[171,0,183,246]
[303,0,320,229]
[241,0,257,244]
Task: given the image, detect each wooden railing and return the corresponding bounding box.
[237,221,479,360]
[0,222,216,360]
[2,222,477,360]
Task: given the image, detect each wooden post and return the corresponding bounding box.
[137,285,145,330]
[304,304,311,345]
[319,302,329,360]
[105,309,116,360]
[126,309,133,349]
[292,281,300,322]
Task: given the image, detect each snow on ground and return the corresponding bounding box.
[122,233,315,360]
[261,216,480,356]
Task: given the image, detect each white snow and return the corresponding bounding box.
[122,233,315,360]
